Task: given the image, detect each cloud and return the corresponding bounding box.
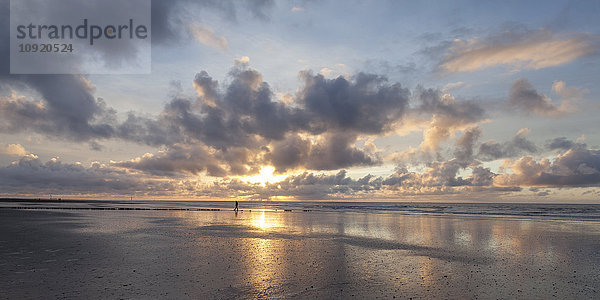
[188,24,229,51]
[442,81,465,92]
[112,143,229,177]
[115,68,401,176]
[0,82,117,141]
[2,60,415,177]
[5,0,150,72]
[495,145,600,187]
[380,161,504,196]
[453,127,482,166]
[198,161,513,200]
[235,56,251,65]
[150,0,187,43]
[298,71,410,134]
[507,78,588,117]
[415,89,486,152]
[508,78,561,116]
[4,140,595,200]
[439,29,596,73]
[0,1,119,142]
[478,128,538,161]
[546,137,580,151]
[150,0,275,43]
[0,0,272,71]
[268,132,380,172]
[0,155,171,196]
[0,144,27,157]
[0,41,595,200]
[265,170,381,200]
[111,65,408,176]
[318,64,350,78]
[550,80,588,112]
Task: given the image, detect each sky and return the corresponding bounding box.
[1,0,599,202]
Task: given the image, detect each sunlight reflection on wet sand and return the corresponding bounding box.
[1,209,599,298]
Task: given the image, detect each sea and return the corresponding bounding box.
[2,199,600,221]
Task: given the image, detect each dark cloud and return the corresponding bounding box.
[5,0,151,73]
[156,66,304,150]
[115,112,181,146]
[478,129,537,161]
[0,0,276,142]
[453,127,482,166]
[420,160,471,187]
[0,155,171,195]
[89,141,103,151]
[469,166,495,187]
[267,134,311,172]
[112,143,228,177]
[546,137,586,151]
[508,78,561,116]
[150,0,188,43]
[542,147,600,186]
[416,88,485,124]
[0,0,119,142]
[275,170,381,199]
[547,137,575,150]
[0,78,116,141]
[2,59,413,176]
[0,0,482,181]
[268,132,380,172]
[305,133,379,170]
[121,67,407,175]
[298,72,410,134]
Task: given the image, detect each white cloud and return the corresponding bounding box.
[442,81,465,92]
[0,144,27,157]
[440,30,596,73]
[235,56,250,65]
[188,24,228,51]
[318,64,350,78]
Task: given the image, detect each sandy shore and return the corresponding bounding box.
[1,208,599,299]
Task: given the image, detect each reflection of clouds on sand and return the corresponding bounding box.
[9,209,597,298]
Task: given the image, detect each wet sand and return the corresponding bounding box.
[1,208,599,299]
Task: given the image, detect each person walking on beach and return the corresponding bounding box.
[234,201,239,211]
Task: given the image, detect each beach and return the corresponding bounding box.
[1,205,599,299]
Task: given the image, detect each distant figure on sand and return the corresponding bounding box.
[234,201,239,211]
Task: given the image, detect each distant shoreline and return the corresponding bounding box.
[1,198,599,221]
[0,206,222,211]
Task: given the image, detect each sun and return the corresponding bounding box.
[241,166,287,185]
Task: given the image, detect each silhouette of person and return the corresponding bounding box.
[234,201,239,211]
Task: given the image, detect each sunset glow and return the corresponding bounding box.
[238,166,287,186]
[0,0,598,203]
